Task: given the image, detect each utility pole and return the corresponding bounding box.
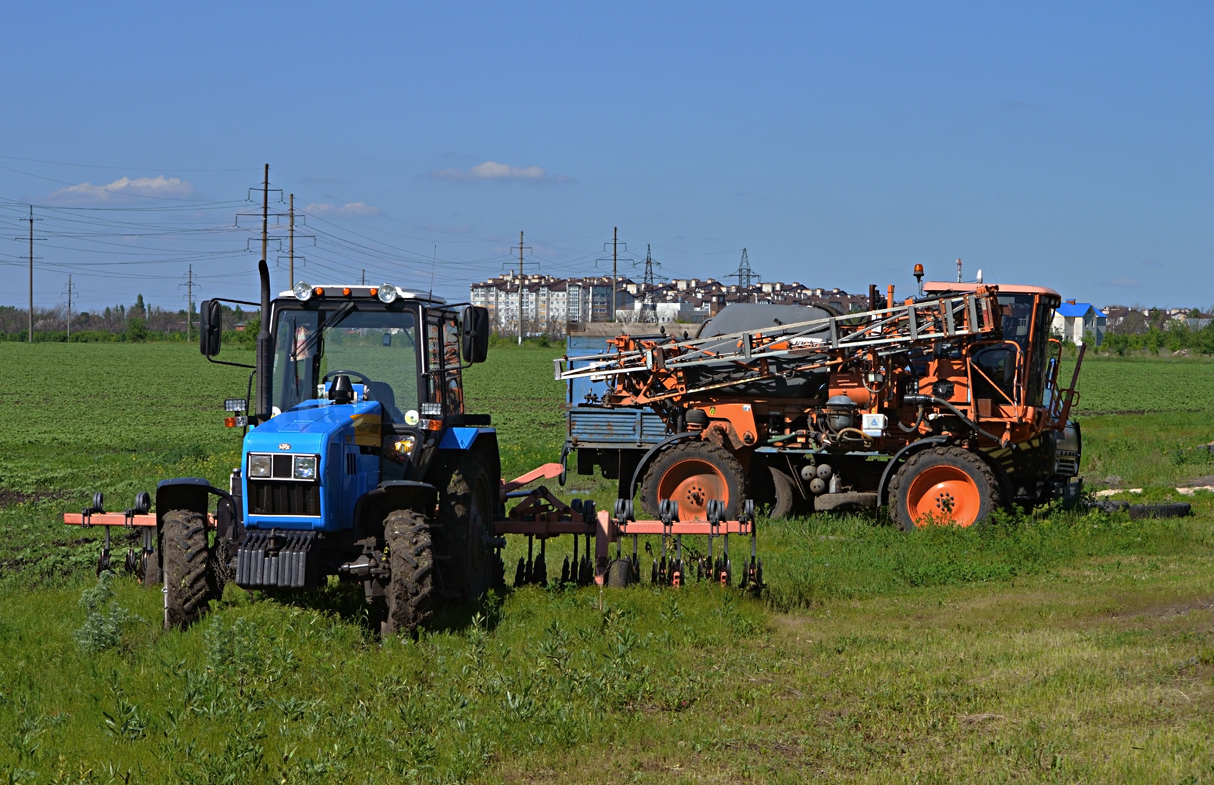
[288,193,295,286]
[956,258,963,283]
[28,207,34,342]
[361,269,366,286]
[612,227,618,321]
[595,230,632,323]
[63,274,77,339]
[517,231,525,345]
[19,207,43,343]
[180,265,198,343]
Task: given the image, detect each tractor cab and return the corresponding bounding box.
[198,281,492,535]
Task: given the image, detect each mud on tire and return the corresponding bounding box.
[163,509,220,629]
[437,453,499,598]
[384,510,434,636]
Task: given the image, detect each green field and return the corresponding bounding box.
[1,344,1212,783]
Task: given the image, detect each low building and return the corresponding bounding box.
[1052,301,1106,346]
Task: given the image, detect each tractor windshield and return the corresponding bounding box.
[271,304,421,421]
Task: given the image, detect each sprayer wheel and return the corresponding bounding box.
[889,447,1000,530]
[641,441,745,521]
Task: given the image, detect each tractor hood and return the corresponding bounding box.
[242,399,383,531]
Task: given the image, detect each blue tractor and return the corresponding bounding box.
[158,261,500,634]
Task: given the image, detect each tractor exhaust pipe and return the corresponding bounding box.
[255,259,273,422]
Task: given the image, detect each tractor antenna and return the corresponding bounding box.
[429,245,437,299]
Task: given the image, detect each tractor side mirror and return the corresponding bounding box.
[462,306,490,364]
[200,299,223,357]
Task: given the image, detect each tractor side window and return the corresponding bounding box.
[442,316,463,414]
[426,321,441,405]
[971,344,1018,404]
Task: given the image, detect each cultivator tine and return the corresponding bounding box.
[514,557,527,588]
[561,556,571,585]
[96,527,112,575]
[534,539,548,586]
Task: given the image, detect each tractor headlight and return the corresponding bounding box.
[293,281,313,301]
[293,455,318,480]
[377,283,398,304]
[248,454,272,478]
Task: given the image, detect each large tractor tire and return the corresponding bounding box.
[383,510,434,636]
[640,441,745,521]
[438,454,500,599]
[162,509,220,629]
[888,447,1001,531]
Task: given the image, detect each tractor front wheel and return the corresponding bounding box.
[162,509,220,629]
[888,447,1001,531]
[383,510,434,636]
[641,441,745,521]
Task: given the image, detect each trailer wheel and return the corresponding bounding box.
[438,454,498,598]
[889,447,1001,530]
[384,510,433,636]
[767,467,803,520]
[641,441,745,521]
[163,509,218,629]
[606,557,633,587]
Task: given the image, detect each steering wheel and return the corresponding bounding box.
[322,369,373,386]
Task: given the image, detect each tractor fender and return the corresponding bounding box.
[876,436,952,505]
[438,428,500,486]
[354,480,439,534]
[625,432,701,500]
[155,477,237,524]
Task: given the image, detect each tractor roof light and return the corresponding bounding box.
[293,281,313,301]
[377,283,398,304]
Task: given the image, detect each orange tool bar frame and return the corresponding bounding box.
[63,512,218,528]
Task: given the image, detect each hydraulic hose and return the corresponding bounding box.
[903,394,1004,444]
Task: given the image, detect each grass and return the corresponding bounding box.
[1,344,1213,782]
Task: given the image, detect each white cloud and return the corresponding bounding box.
[305,201,381,216]
[48,175,197,202]
[426,160,571,183]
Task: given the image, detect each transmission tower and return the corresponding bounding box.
[726,248,760,291]
[637,244,663,323]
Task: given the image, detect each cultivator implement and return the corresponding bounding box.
[62,491,209,580]
[493,464,763,590]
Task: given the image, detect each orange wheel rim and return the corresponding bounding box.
[905,465,981,527]
[658,459,728,521]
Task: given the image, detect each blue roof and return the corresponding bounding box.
[1056,303,1104,318]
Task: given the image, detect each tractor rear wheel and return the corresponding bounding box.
[889,447,1001,531]
[641,441,745,521]
[438,454,499,599]
[163,509,219,629]
[383,510,434,636]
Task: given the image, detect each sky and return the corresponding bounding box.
[0,1,1210,314]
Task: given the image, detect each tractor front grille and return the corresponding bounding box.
[248,480,321,516]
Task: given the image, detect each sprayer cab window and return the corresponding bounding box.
[270,305,420,422]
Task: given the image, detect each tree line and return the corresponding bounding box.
[0,297,256,344]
